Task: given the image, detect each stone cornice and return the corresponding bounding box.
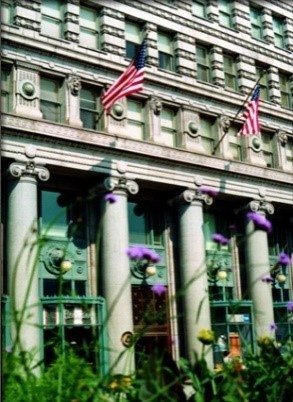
[2,115,293,195]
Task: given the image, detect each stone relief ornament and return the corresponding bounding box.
[277,130,288,146]
[67,75,81,96]
[150,97,163,116]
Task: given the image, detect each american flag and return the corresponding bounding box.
[102,40,147,114]
[237,85,260,136]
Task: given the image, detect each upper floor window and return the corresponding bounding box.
[218,0,232,28]
[250,5,263,40]
[285,136,293,171]
[261,133,275,168]
[228,125,243,161]
[158,31,175,72]
[160,106,177,147]
[41,0,64,39]
[200,115,216,154]
[125,20,142,59]
[279,73,292,109]
[1,0,13,24]
[223,54,238,91]
[79,6,100,49]
[40,76,63,123]
[192,0,207,19]
[1,65,12,113]
[127,99,145,140]
[272,15,285,49]
[196,44,211,83]
[80,85,100,130]
[256,66,269,101]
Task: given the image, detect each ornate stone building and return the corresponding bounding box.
[1,0,293,374]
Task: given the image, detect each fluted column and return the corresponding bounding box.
[245,199,275,339]
[7,159,50,372]
[101,176,139,374]
[177,188,214,368]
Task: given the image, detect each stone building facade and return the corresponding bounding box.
[1,0,293,374]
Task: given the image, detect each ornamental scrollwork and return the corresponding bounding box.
[9,161,50,182]
[248,199,274,215]
[103,177,139,195]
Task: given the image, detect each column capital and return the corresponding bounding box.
[170,188,214,206]
[8,161,50,182]
[104,176,139,195]
[247,199,274,215]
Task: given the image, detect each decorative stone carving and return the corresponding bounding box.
[104,177,139,195]
[170,188,214,206]
[150,97,162,116]
[248,199,275,215]
[67,75,81,96]
[277,130,288,146]
[9,161,50,181]
[220,116,231,135]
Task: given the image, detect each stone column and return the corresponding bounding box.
[245,199,275,339]
[101,176,139,374]
[7,158,50,372]
[177,188,214,368]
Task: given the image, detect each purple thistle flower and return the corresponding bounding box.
[212,233,230,246]
[151,284,167,296]
[104,193,118,204]
[126,245,144,260]
[261,274,274,283]
[269,323,277,331]
[142,248,161,263]
[247,212,272,233]
[127,246,160,263]
[287,301,293,311]
[200,186,218,197]
[277,252,291,267]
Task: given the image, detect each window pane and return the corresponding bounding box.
[42,16,62,38]
[128,202,148,244]
[1,66,11,112]
[192,1,206,18]
[41,191,67,236]
[128,100,144,140]
[159,52,173,71]
[80,86,98,129]
[273,16,285,48]
[126,41,139,59]
[80,7,99,48]
[40,77,61,122]
[41,0,63,38]
[161,108,176,146]
[1,3,11,24]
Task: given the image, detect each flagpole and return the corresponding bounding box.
[211,70,266,155]
[96,107,105,124]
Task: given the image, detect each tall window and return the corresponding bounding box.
[1,0,12,24]
[80,85,100,130]
[41,0,64,39]
[200,115,215,153]
[228,126,243,161]
[125,20,141,59]
[79,6,100,49]
[158,31,175,72]
[192,0,207,18]
[223,54,238,91]
[196,44,211,83]
[160,107,177,146]
[279,73,292,109]
[40,76,62,123]
[272,15,285,48]
[256,66,269,101]
[127,99,145,140]
[261,133,275,168]
[250,6,263,40]
[128,201,171,362]
[1,65,11,113]
[218,0,232,28]
[285,137,293,171]
[39,189,87,298]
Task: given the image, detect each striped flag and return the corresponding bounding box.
[237,85,260,136]
[102,40,147,114]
